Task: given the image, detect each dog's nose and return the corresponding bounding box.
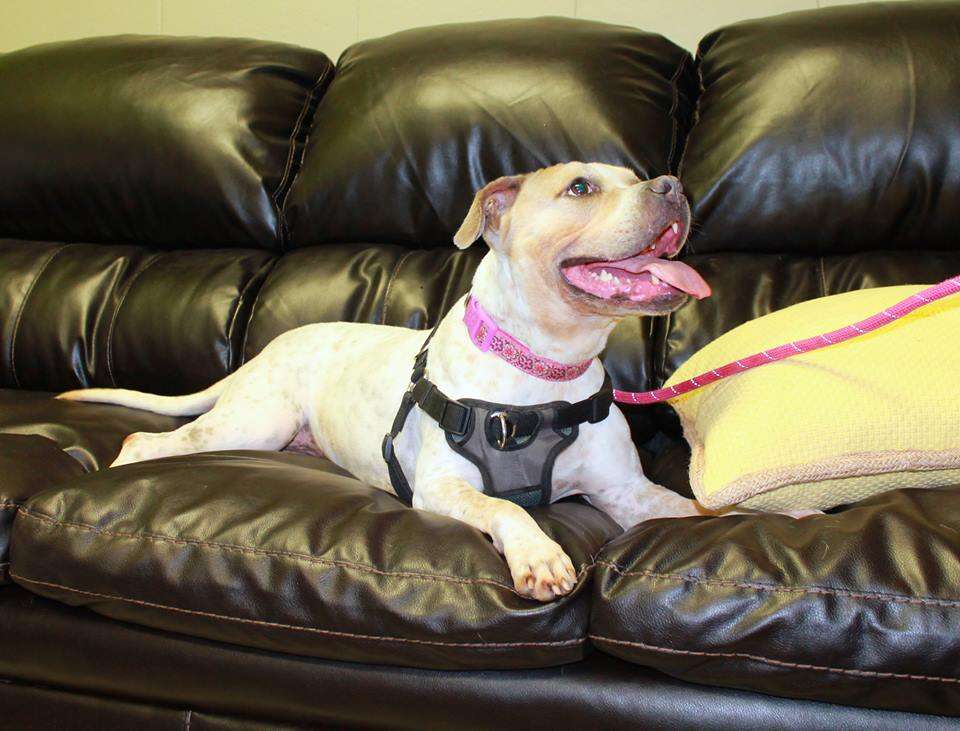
[647,175,683,198]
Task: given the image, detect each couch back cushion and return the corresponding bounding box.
[0,26,687,395]
[0,36,332,250]
[283,18,696,249]
[0,241,274,393]
[680,1,960,255]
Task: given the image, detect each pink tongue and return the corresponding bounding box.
[639,260,712,299]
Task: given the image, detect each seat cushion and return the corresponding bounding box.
[10,450,621,670]
[0,389,186,470]
[590,487,960,716]
[0,434,84,583]
[3,584,947,730]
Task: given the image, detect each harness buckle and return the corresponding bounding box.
[439,401,470,436]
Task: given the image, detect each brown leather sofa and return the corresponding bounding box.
[1,3,959,728]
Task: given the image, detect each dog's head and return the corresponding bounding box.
[454,162,710,317]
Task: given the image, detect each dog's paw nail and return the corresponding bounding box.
[506,539,578,601]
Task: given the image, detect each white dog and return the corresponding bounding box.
[60,162,720,601]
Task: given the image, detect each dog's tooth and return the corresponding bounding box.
[651,275,661,285]
[671,222,679,234]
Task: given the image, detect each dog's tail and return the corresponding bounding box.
[56,376,229,417]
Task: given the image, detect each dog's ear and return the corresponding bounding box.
[453,174,526,249]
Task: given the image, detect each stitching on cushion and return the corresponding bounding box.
[596,560,960,608]
[18,508,595,596]
[272,64,334,251]
[11,572,585,649]
[589,633,960,684]
[106,253,163,387]
[381,250,416,326]
[9,245,68,388]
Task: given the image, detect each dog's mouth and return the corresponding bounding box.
[559,221,711,303]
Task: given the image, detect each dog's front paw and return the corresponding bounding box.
[503,535,577,601]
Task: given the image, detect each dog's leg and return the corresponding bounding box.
[578,417,820,526]
[113,361,302,468]
[586,471,711,528]
[413,475,577,601]
[412,435,577,601]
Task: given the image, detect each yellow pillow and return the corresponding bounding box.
[665,284,960,511]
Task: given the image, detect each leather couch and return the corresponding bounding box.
[1,3,958,728]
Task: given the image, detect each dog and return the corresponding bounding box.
[59,162,720,601]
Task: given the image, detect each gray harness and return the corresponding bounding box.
[381,324,613,507]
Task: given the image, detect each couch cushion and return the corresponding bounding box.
[0,241,275,392]
[590,487,960,716]
[4,584,945,730]
[10,450,620,670]
[681,1,960,255]
[284,17,696,248]
[0,389,186,470]
[0,434,84,584]
[0,36,332,250]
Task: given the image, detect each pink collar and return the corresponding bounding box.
[462,296,593,381]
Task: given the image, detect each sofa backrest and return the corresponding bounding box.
[0,19,688,415]
[0,36,332,393]
[654,0,960,426]
[1,4,958,440]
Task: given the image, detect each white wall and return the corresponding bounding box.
[3,0,899,60]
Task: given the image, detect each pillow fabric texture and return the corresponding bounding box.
[665,284,960,511]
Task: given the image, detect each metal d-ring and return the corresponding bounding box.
[490,411,516,449]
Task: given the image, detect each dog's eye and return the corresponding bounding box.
[565,178,596,198]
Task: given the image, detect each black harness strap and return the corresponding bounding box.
[382,321,614,507]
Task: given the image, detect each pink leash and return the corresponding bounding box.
[613,275,960,406]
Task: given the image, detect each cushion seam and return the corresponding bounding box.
[666,53,688,174]
[235,257,279,367]
[704,449,960,510]
[105,253,163,387]
[272,63,333,251]
[225,258,276,373]
[17,507,594,596]
[589,633,960,684]
[380,250,416,325]
[9,244,68,388]
[596,560,960,607]
[11,571,584,649]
